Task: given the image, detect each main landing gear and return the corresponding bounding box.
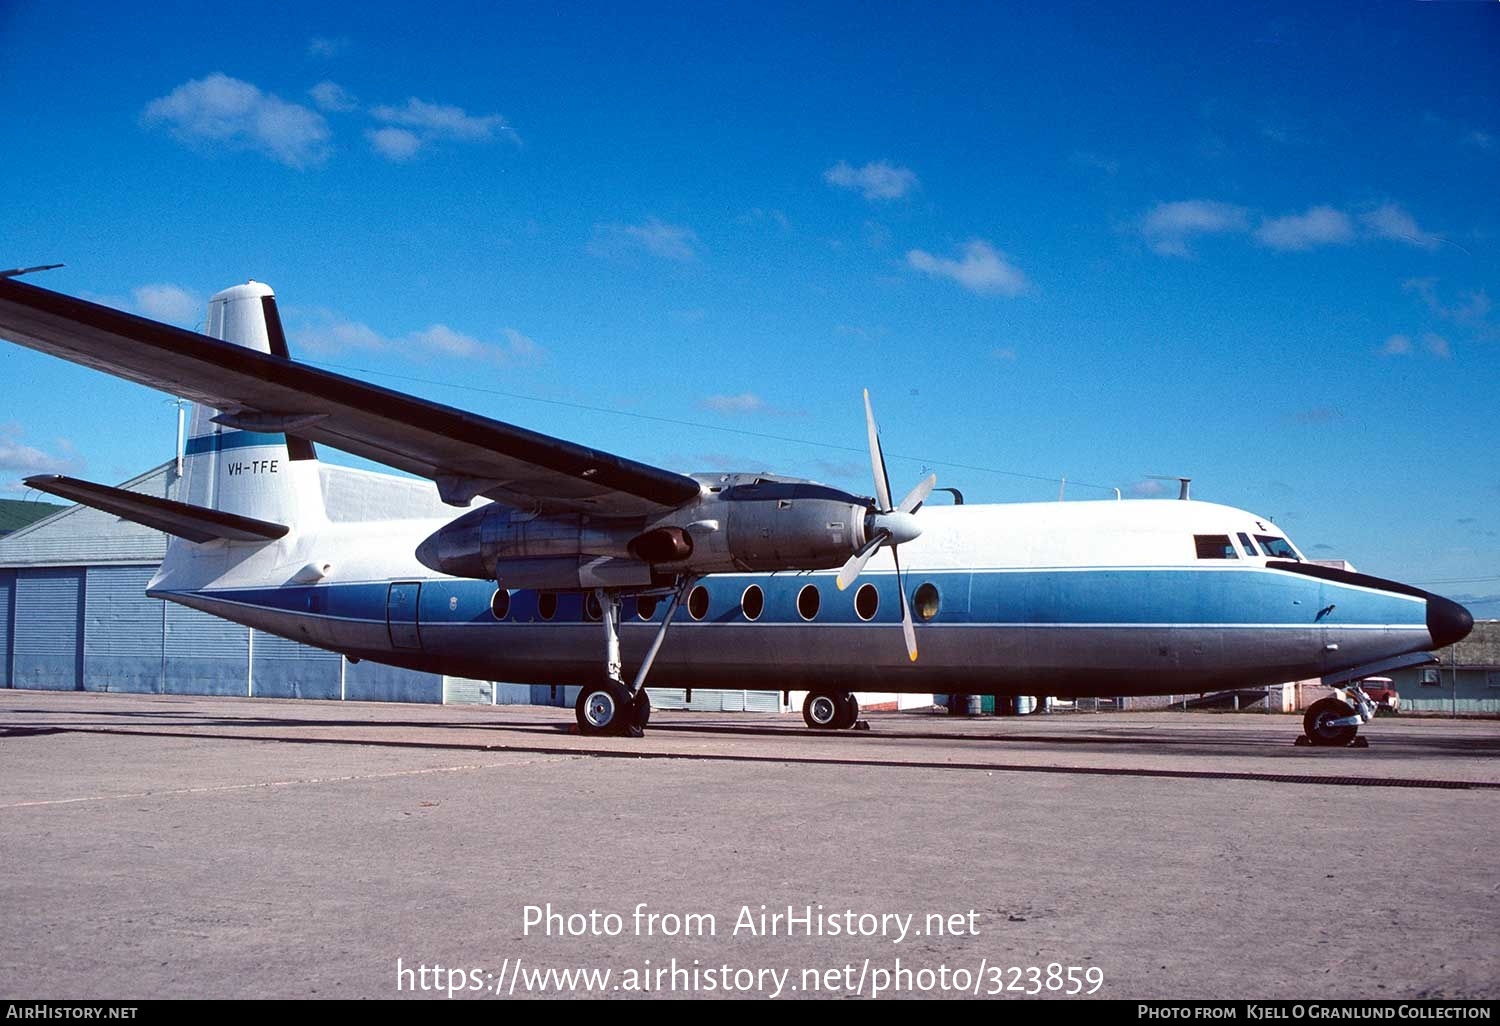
[802,690,861,731]
[573,580,691,738]
[1297,682,1378,748]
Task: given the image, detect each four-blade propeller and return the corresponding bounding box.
[836,389,935,661]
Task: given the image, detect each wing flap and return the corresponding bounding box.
[0,279,703,516]
[24,475,289,544]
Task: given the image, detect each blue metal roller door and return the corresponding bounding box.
[164,600,249,696]
[251,630,341,700]
[0,570,14,688]
[13,568,85,690]
[344,659,442,704]
[84,566,163,693]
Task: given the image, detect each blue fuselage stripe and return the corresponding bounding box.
[185,567,1426,632]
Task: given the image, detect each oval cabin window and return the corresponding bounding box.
[688,585,710,621]
[913,582,940,622]
[797,583,821,621]
[741,584,764,621]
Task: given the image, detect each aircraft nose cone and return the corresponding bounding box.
[1426,593,1474,649]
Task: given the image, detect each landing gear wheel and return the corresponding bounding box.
[576,680,633,736]
[803,691,841,730]
[835,692,859,730]
[624,689,651,738]
[1304,697,1358,747]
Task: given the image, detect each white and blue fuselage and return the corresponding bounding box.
[148,492,1461,698]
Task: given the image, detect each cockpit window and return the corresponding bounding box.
[1194,534,1239,559]
[1256,535,1298,560]
[1237,532,1260,556]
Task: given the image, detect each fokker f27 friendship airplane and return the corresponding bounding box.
[0,275,1474,744]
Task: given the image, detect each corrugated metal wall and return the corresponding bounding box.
[13,568,84,690]
[85,566,162,693]
[251,630,342,700]
[344,659,442,703]
[164,600,249,697]
[0,569,13,688]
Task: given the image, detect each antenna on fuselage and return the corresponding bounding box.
[1147,475,1192,500]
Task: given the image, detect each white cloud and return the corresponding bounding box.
[367,127,422,161]
[1361,203,1441,250]
[991,347,1017,361]
[590,218,700,262]
[1424,332,1452,359]
[906,240,1028,296]
[132,284,202,325]
[291,311,541,364]
[699,393,767,415]
[369,98,518,156]
[307,37,349,58]
[1465,130,1494,150]
[823,160,919,201]
[1380,333,1412,356]
[1253,206,1355,251]
[501,328,541,361]
[1,424,84,483]
[1141,200,1249,256]
[309,81,358,113]
[141,73,330,169]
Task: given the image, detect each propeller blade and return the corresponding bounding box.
[897,473,936,515]
[893,545,918,662]
[863,388,893,512]
[836,530,888,591]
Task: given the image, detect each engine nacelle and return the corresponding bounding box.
[415,506,645,581]
[415,473,875,586]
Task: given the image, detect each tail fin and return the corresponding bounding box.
[178,282,327,531]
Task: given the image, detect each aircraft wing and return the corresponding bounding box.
[0,278,702,516]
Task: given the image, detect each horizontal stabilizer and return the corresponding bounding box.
[23,474,289,544]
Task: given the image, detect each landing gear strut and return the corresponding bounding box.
[573,580,689,737]
[803,690,859,730]
[1298,683,1377,748]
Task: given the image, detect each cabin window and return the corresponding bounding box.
[741,584,764,621]
[688,585,710,621]
[1194,535,1238,559]
[1420,668,1441,688]
[1255,535,1298,560]
[913,582,940,621]
[490,588,511,620]
[797,583,821,621]
[537,592,558,621]
[855,583,880,621]
[584,592,602,621]
[636,596,659,621]
[1237,533,1260,556]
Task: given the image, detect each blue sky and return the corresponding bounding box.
[1,2,1497,612]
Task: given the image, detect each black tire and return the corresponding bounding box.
[834,692,859,730]
[1304,696,1358,747]
[576,680,632,736]
[803,691,841,730]
[631,690,652,729]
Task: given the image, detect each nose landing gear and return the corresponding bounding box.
[1298,683,1378,748]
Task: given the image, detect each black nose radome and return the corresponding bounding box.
[1426,594,1474,649]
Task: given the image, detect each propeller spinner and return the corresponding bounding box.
[836,390,935,661]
